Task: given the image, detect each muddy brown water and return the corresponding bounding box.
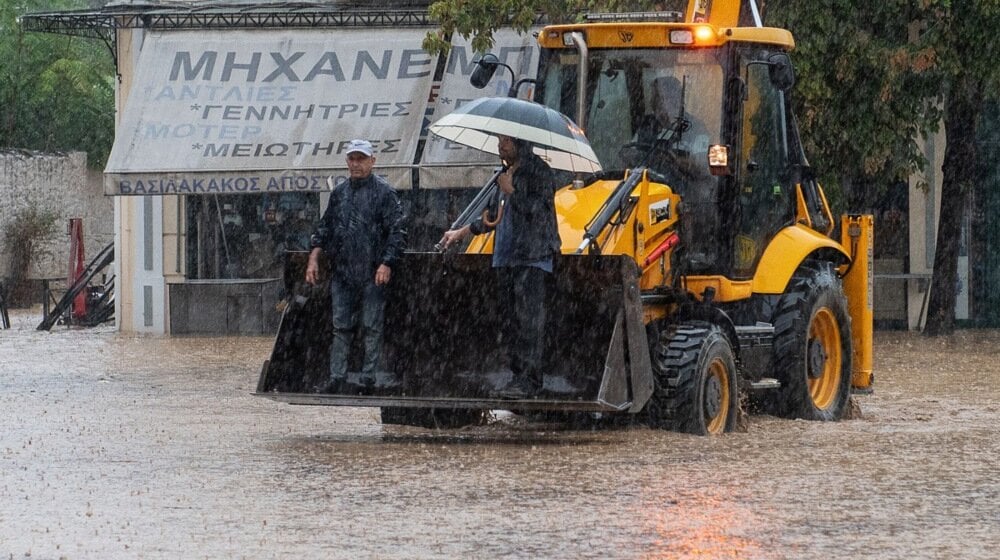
[1,311,998,559]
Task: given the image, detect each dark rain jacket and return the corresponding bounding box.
[468,151,561,264]
[310,174,406,285]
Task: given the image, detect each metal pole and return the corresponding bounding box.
[569,32,589,131]
[749,0,763,27]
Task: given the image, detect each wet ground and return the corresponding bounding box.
[1,310,998,559]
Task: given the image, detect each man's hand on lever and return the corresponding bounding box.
[438,224,472,252]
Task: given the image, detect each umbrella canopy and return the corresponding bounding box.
[429,97,602,173]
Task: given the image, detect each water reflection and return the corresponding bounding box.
[1,311,998,559]
[638,487,771,560]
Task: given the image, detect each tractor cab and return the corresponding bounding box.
[534,16,819,282]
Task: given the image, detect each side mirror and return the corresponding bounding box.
[767,53,795,91]
[470,53,500,89]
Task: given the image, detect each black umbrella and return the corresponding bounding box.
[429,97,602,173]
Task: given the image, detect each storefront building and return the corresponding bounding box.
[23,1,539,334]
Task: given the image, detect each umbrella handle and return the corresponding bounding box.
[481,197,506,228]
[433,164,510,253]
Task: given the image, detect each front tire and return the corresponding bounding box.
[771,260,853,420]
[645,322,738,435]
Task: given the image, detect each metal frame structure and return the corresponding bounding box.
[19,3,436,66]
[36,242,115,331]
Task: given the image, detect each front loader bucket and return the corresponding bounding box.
[256,252,652,413]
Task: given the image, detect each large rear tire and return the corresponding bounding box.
[380,407,487,429]
[771,260,853,420]
[645,322,738,435]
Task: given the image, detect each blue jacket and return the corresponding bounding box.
[469,152,561,264]
[310,174,406,285]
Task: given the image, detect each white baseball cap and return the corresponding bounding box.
[345,139,374,157]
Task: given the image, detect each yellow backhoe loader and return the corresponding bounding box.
[256,0,873,435]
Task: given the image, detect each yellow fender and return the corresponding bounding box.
[751,224,850,294]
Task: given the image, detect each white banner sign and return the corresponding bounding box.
[105,29,435,195]
[419,29,541,189]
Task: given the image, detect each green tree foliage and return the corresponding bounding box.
[765,1,942,211]
[422,0,669,54]
[725,0,1000,334]
[0,1,114,168]
[2,204,59,305]
[920,0,1000,335]
[424,0,1000,334]
[422,0,942,208]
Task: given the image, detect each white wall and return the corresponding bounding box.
[907,126,946,329]
[0,150,113,282]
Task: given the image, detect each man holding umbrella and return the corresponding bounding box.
[430,95,599,398]
[439,135,562,398]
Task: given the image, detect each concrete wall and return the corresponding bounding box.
[0,150,113,284]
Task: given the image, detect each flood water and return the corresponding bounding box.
[2,310,998,559]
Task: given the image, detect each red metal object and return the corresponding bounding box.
[643,232,680,267]
[67,218,87,320]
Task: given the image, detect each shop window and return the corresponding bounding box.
[185,193,320,279]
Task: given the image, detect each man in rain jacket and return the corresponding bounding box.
[439,135,561,398]
[306,139,407,393]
